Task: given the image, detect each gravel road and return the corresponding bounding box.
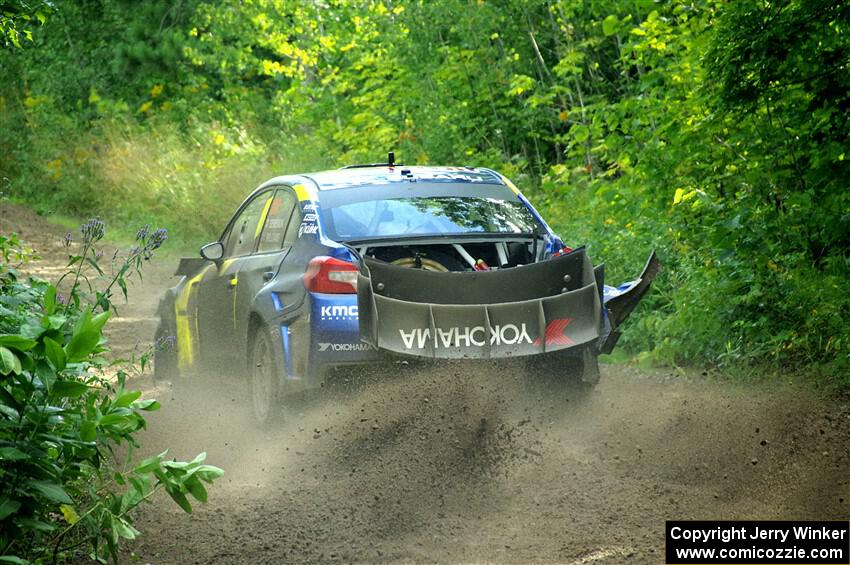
[3,203,848,564]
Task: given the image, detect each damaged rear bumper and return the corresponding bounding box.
[357,247,657,360]
[360,282,601,359]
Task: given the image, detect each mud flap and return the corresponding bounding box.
[581,346,600,384]
[358,248,602,359]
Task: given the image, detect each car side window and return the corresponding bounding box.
[224,191,273,257]
[283,204,302,247]
[257,189,297,252]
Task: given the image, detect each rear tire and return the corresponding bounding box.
[250,327,282,426]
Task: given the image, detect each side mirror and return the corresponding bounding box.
[200,241,224,261]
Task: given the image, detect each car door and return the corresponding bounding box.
[232,187,299,351]
[197,189,273,362]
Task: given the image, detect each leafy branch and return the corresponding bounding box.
[0,224,222,564]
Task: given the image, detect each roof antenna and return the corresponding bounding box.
[387,151,395,167]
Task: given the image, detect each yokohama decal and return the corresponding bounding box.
[317,342,376,352]
[399,323,533,350]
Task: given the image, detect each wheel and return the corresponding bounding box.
[250,327,282,426]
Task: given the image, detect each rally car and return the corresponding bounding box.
[154,155,659,424]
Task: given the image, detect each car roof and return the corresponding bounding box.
[300,166,505,191]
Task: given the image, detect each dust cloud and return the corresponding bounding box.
[2,203,847,564]
[129,361,850,564]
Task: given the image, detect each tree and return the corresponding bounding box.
[0,0,52,47]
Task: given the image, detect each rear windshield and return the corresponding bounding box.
[324,196,539,240]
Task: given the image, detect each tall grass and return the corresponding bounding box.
[0,99,329,248]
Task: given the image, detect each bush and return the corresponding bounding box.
[0,224,222,563]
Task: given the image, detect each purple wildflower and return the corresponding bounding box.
[56,293,66,305]
[148,228,168,250]
[129,245,141,256]
[81,218,105,245]
[136,224,150,241]
[63,232,73,247]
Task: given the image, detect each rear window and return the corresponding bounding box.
[324,196,538,240]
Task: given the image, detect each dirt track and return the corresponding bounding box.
[3,203,849,564]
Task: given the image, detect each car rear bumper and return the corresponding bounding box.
[357,248,603,359]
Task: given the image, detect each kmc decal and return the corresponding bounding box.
[319,305,358,320]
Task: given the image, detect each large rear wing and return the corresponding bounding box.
[357,248,602,359]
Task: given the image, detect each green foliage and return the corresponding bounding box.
[0,226,222,563]
[0,0,847,380]
[0,0,52,48]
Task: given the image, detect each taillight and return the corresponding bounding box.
[303,256,358,294]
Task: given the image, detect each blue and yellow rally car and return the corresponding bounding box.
[154,156,659,424]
